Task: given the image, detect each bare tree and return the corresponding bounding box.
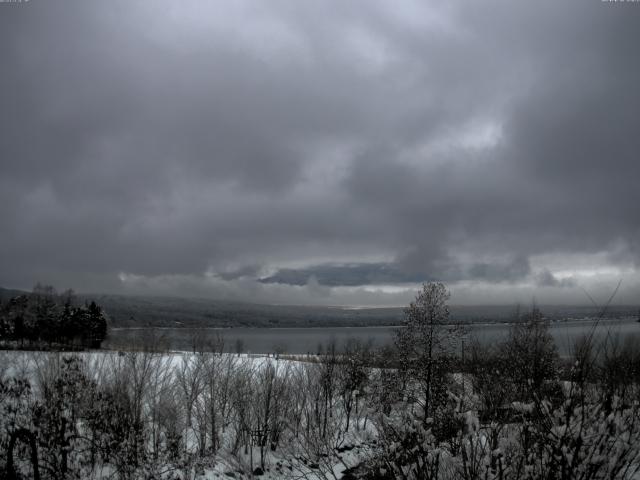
[175,352,205,445]
[337,338,371,433]
[500,306,559,402]
[395,282,456,425]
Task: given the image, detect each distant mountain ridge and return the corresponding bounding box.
[1,287,637,328]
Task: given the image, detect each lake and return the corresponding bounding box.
[104,318,640,356]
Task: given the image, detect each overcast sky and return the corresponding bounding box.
[1,0,639,306]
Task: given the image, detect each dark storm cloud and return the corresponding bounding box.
[216,265,263,281]
[535,270,577,289]
[1,0,639,303]
[260,256,530,287]
[260,263,428,286]
[468,256,531,284]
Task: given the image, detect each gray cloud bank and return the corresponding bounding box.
[1,0,639,305]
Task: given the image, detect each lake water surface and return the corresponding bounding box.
[105,318,640,356]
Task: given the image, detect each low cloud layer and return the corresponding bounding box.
[260,256,532,286]
[1,0,639,305]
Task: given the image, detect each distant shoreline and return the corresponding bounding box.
[109,316,639,331]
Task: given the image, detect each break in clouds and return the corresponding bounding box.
[1,0,639,305]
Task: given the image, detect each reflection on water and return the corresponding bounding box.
[105,318,640,356]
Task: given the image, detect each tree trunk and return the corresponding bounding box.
[6,428,40,480]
